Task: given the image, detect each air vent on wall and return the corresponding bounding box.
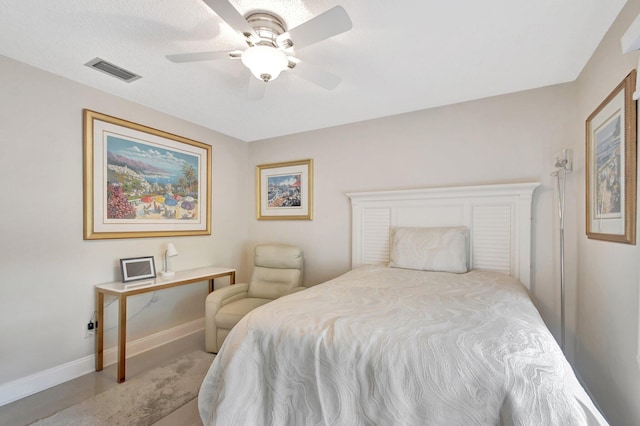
[85,58,141,83]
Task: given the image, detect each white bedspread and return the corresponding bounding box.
[199,266,608,425]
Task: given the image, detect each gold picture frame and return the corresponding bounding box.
[586,70,637,244]
[256,159,313,220]
[83,109,212,239]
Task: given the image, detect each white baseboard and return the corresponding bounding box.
[0,318,204,407]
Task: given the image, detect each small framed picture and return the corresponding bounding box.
[256,159,313,220]
[586,70,637,244]
[120,256,157,283]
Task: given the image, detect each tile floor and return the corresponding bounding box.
[0,331,205,426]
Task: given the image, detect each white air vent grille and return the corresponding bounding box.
[85,58,141,83]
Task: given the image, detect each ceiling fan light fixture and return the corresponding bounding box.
[241,45,288,82]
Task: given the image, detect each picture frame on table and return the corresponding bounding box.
[83,109,212,240]
[256,159,313,220]
[120,256,156,283]
[585,70,637,244]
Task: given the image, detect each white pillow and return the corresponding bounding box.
[388,226,469,273]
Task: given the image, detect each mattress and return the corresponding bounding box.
[198,265,608,425]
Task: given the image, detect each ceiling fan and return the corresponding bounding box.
[166,0,352,98]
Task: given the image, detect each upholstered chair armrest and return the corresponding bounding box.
[207,283,249,308]
[205,283,249,352]
[282,286,307,296]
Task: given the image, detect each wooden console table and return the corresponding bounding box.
[94,266,235,383]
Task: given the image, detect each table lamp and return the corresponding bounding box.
[160,243,178,277]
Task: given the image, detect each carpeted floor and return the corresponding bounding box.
[30,350,215,426]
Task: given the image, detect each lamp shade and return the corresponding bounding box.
[166,243,178,257]
[241,45,288,82]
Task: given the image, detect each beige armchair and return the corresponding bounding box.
[205,244,305,353]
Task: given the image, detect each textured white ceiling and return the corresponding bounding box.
[0,0,627,142]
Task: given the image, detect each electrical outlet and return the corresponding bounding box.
[85,321,95,338]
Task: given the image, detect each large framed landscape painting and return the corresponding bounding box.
[585,70,637,245]
[83,109,212,240]
[256,159,313,220]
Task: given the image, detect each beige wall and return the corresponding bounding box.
[574,1,640,424]
[0,55,250,385]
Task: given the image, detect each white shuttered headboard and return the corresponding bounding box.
[346,183,540,289]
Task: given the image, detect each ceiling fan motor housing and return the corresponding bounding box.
[245,12,288,48]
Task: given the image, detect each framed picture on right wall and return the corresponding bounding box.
[585,69,637,244]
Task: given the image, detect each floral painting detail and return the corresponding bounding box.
[107,183,137,219]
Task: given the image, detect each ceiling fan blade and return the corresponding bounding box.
[203,0,258,41]
[290,59,341,90]
[247,75,266,100]
[166,50,240,63]
[276,6,352,50]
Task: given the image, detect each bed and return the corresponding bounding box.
[198,183,608,425]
